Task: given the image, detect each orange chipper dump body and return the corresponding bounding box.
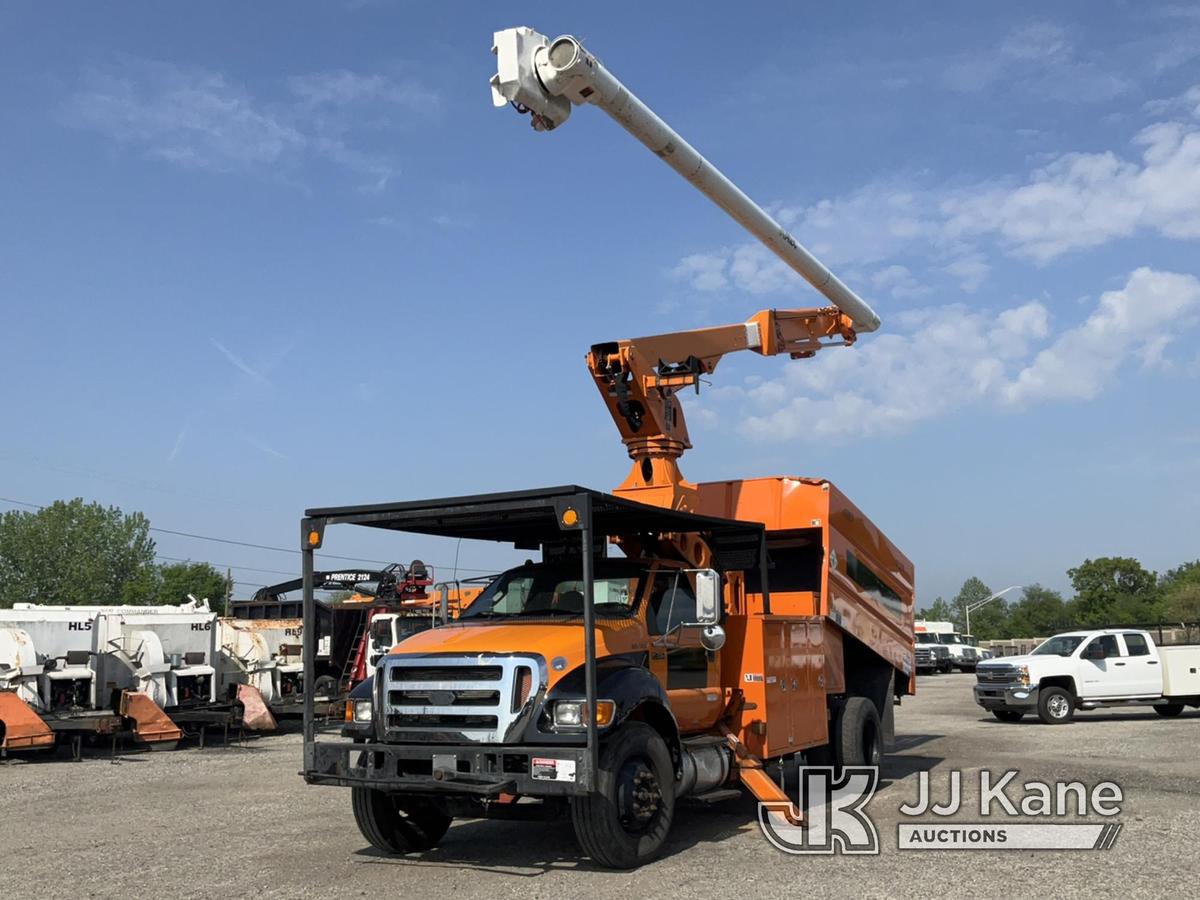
[695,475,914,759]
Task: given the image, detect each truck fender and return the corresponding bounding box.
[349,674,374,700]
[1038,675,1076,697]
[546,660,681,766]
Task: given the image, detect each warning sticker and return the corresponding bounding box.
[531,757,577,782]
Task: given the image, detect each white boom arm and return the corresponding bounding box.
[491,27,881,334]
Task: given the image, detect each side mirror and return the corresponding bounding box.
[694,569,721,625]
[1082,644,1105,660]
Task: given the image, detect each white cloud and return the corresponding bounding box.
[942,116,1200,262]
[871,264,927,300]
[942,21,1130,102]
[729,268,1200,443]
[64,61,303,172]
[1000,268,1200,405]
[670,89,1200,295]
[288,70,433,110]
[671,252,730,292]
[63,58,433,190]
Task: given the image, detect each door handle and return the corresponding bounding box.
[1147,661,1159,665]
[1114,662,1126,666]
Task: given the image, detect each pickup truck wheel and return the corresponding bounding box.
[1153,703,1184,717]
[991,710,1024,723]
[839,697,882,767]
[571,722,675,869]
[1037,687,1074,724]
[351,787,452,854]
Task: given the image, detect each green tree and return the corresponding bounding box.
[1161,560,1200,592]
[151,561,233,611]
[1004,584,1067,638]
[1066,557,1160,625]
[953,576,1009,640]
[920,596,956,624]
[1161,560,1200,626]
[0,498,156,608]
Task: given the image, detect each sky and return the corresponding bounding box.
[1,2,1198,607]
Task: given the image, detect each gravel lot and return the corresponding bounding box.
[3,674,1197,899]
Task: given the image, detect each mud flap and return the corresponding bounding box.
[119,690,183,746]
[0,692,55,751]
[236,683,277,731]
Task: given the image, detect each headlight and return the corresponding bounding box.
[345,699,373,723]
[553,699,615,727]
[1017,666,1030,686]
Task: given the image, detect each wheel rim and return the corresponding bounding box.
[1047,694,1070,719]
[615,756,663,834]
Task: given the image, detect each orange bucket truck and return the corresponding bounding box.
[298,27,913,868]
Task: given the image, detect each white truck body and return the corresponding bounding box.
[0,602,218,711]
[915,620,979,671]
[975,628,1200,723]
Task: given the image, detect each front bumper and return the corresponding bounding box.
[303,739,594,797]
[974,683,1039,710]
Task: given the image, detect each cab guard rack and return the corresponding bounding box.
[300,484,769,791]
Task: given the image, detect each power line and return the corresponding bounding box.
[145,525,398,566]
[154,554,296,578]
[0,495,497,574]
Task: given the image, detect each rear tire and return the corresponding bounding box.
[1154,703,1184,717]
[991,710,1024,723]
[571,722,675,869]
[838,697,882,768]
[1037,687,1075,724]
[351,788,452,854]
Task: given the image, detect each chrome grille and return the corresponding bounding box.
[976,665,1019,684]
[381,654,542,743]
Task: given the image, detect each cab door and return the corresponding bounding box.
[1117,633,1163,697]
[1076,634,1123,699]
[645,568,722,733]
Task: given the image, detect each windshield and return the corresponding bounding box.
[915,633,940,644]
[936,633,962,645]
[460,561,648,620]
[1032,635,1085,657]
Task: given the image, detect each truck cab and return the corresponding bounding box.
[914,620,979,672]
[975,629,1200,723]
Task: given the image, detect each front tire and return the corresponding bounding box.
[351,788,452,854]
[1154,703,1184,717]
[1037,687,1075,724]
[571,722,675,869]
[991,710,1024,723]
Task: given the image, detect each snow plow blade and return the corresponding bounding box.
[119,690,183,746]
[0,692,55,751]
[236,683,277,731]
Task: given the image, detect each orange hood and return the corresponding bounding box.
[390,618,647,687]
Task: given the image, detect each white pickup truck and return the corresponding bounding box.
[974,629,1200,724]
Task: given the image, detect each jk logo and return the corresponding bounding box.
[758,767,880,855]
